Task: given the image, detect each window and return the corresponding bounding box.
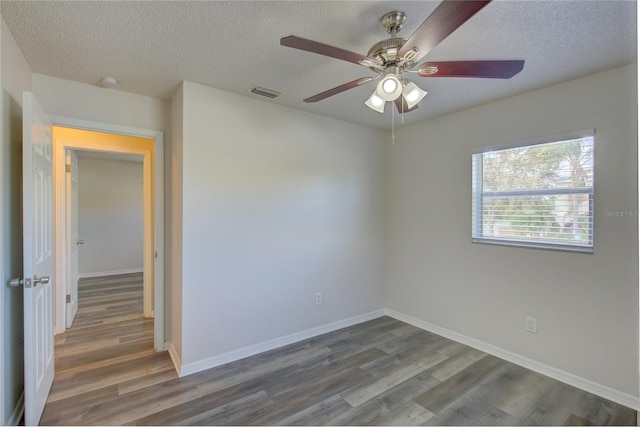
[472,131,594,252]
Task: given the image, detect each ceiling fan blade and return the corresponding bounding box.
[281,35,383,69]
[417,60,525,78]
[394,96,419,114]
[303,77,378,103]
[398,0,492,63]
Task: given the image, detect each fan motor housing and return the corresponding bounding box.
[367,38,415,71]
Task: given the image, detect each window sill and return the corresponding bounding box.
[472,238,593,254]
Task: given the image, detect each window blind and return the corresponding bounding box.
[472,134,594,252]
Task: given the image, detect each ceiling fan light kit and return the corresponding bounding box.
[280,0,525,118]
[376,72,403,102]
[368,73,427,113]
[365,92,386,113]
[402,82,428,109]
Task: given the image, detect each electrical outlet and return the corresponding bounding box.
[315,292,323,305]
[525,316,537,333]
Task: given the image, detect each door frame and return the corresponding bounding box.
[64,149,79,328]
[0,82,4,427]
[51,115,165,351]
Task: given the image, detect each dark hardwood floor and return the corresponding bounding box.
[42,276,636,425]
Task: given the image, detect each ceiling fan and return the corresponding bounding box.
[280,0,524,114]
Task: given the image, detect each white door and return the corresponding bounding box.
[65,150,79,327]
[22,91,55,426]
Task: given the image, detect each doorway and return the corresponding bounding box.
[70,149,145,328]
[52,124,165,350]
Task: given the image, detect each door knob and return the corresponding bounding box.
[8,275,48,288]
[8,277,31,288]
[33,275,50,286]
[77,240,84,245]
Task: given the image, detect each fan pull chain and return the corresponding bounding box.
[391,103,395,145]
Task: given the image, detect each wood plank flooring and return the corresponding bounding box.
[72,272,143,328]
[42,312,636,426]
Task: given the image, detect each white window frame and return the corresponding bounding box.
[472,129,595,253]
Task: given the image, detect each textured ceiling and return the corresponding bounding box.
[1,1,636,130]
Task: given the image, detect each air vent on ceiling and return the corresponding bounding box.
[251,86,281,99]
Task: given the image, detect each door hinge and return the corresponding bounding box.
[65,164,71,173]
[66,294,71,304]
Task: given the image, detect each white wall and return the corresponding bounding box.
[1,17,32,425]
[77,156,143,276]
[176,81,386,368]
[386,64,638,399]
[32,74,166,132]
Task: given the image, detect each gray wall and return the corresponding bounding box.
[169,83,184,361]
[175,81,387,369]
[77,156,144,277]
[386,64,638,398]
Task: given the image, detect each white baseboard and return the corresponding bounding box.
[79,268,143,279]
[177,310,386,377]
[7,392,24,426]
[168,343,182,376]
[167,307,638,410]
[384,309,640,411]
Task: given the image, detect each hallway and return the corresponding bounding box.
[72,272,144,328]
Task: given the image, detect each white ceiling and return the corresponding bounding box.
[1,1,636,130]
